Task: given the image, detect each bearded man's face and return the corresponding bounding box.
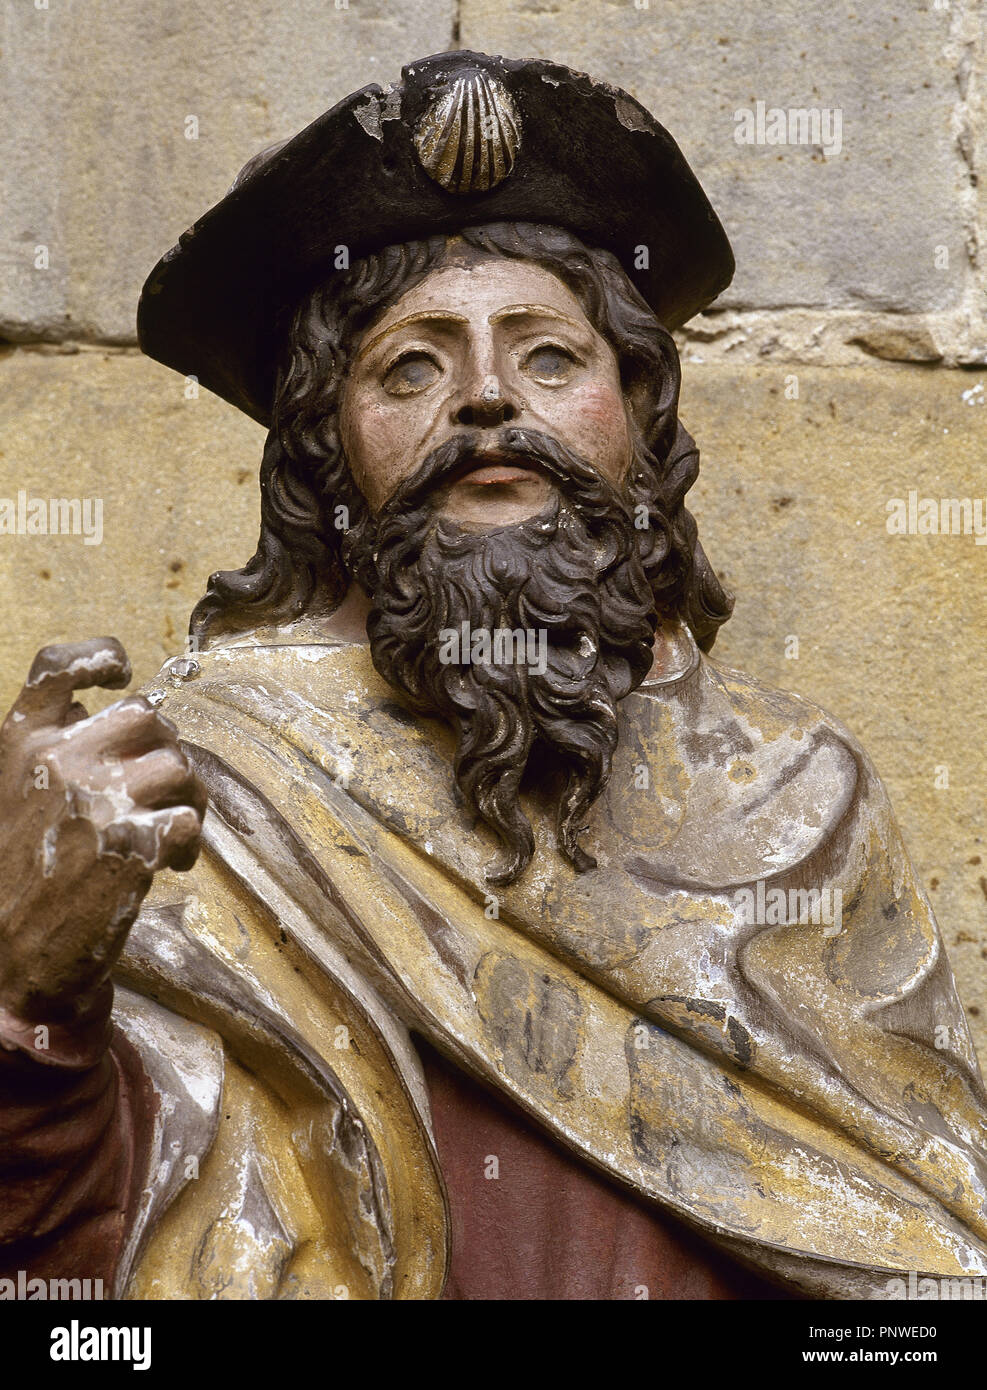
[339,258,635,524]
[337,255,661,885]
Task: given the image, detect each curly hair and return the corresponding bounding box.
[190,221,732,650]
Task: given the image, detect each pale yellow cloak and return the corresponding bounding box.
[108,622,987,1300]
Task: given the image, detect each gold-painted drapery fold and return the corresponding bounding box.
[114,632,987,1299]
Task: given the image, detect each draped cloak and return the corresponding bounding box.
[36,620,987,1300]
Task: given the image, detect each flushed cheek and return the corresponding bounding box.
[342,391,427,511]
[538,382,631,481]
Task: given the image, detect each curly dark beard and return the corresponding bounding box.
[346,427,659,886]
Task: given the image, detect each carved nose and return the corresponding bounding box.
[453,374,516,427]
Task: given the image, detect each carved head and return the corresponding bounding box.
[192,223,731,882]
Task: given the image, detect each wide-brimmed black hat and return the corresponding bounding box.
[138,50,734,428]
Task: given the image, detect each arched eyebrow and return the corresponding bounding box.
[356,310,470,362]
[487,305,588,332]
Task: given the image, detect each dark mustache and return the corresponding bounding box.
[377,427,632,522]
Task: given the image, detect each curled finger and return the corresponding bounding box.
[100,805,203,875]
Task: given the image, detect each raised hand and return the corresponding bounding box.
[0,637,206,1023]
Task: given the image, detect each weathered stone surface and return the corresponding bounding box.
[847,323,944,363]
[0,0,455,344]
[461,0,976,319]
[4,2,983,359]
[0,347,263,704]
[0,352,985,1063]
[968,0,987,352]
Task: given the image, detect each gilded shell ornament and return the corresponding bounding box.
[414,70,521,195]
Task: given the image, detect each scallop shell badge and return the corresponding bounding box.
[414,70,521,194]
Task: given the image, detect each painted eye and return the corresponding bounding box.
[382,351,441,396]
[524,344,578,383]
